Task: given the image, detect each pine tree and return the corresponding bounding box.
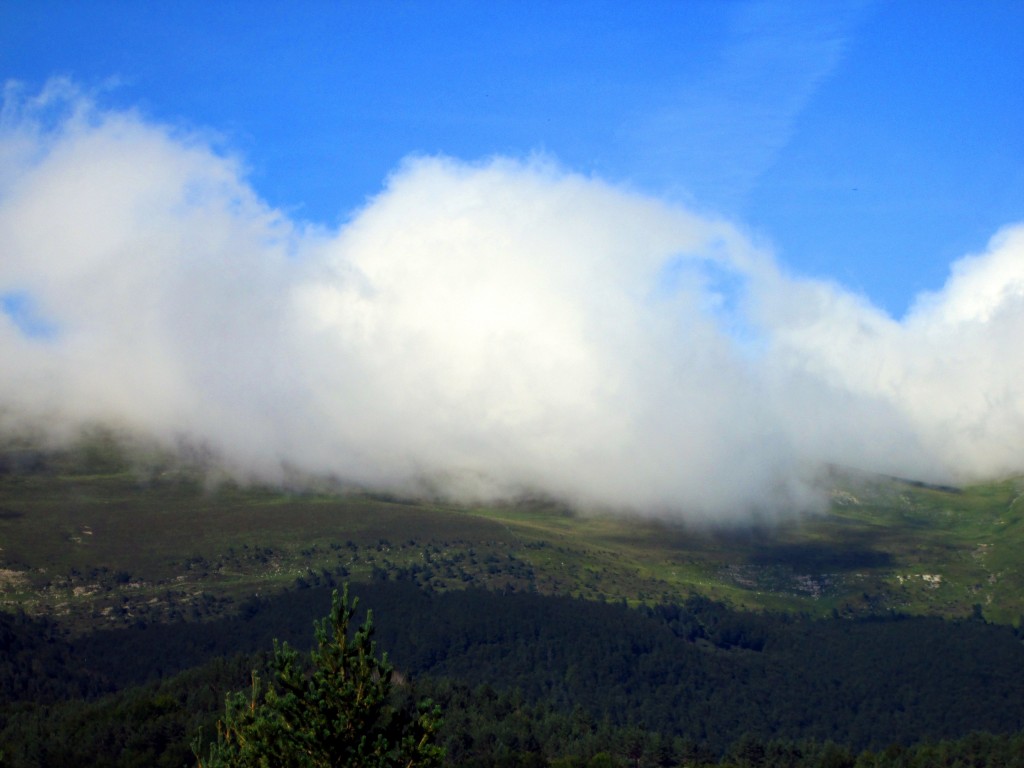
[195,585,444,768]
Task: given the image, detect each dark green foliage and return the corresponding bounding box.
[0,654,249,768]
[3,585,1024,765]
[0,610,114,703]
[196,585,444,768]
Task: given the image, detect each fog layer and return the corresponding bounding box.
[2,86,1022,519]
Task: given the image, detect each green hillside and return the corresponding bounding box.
[2,431,1022,629]
[3,433,1024,765]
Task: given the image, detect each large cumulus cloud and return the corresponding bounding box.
[1,84,1021,519]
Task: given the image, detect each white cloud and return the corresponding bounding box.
[1,86,1021,519]
[757,224,1024,481]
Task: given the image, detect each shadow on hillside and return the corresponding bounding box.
[705,524,894,572]
[744,540,892,571]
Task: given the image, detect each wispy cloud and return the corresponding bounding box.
[1,84,1021,519]
[630,0,869,208]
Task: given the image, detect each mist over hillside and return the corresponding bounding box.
[2,83,1023,520]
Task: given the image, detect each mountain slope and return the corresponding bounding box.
[1,433,1022,628]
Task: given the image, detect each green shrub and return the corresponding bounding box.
[195,585,443,768]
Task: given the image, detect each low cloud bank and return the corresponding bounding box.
[2,84,1022,520]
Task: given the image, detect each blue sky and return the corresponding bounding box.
[3,0,1021,318]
